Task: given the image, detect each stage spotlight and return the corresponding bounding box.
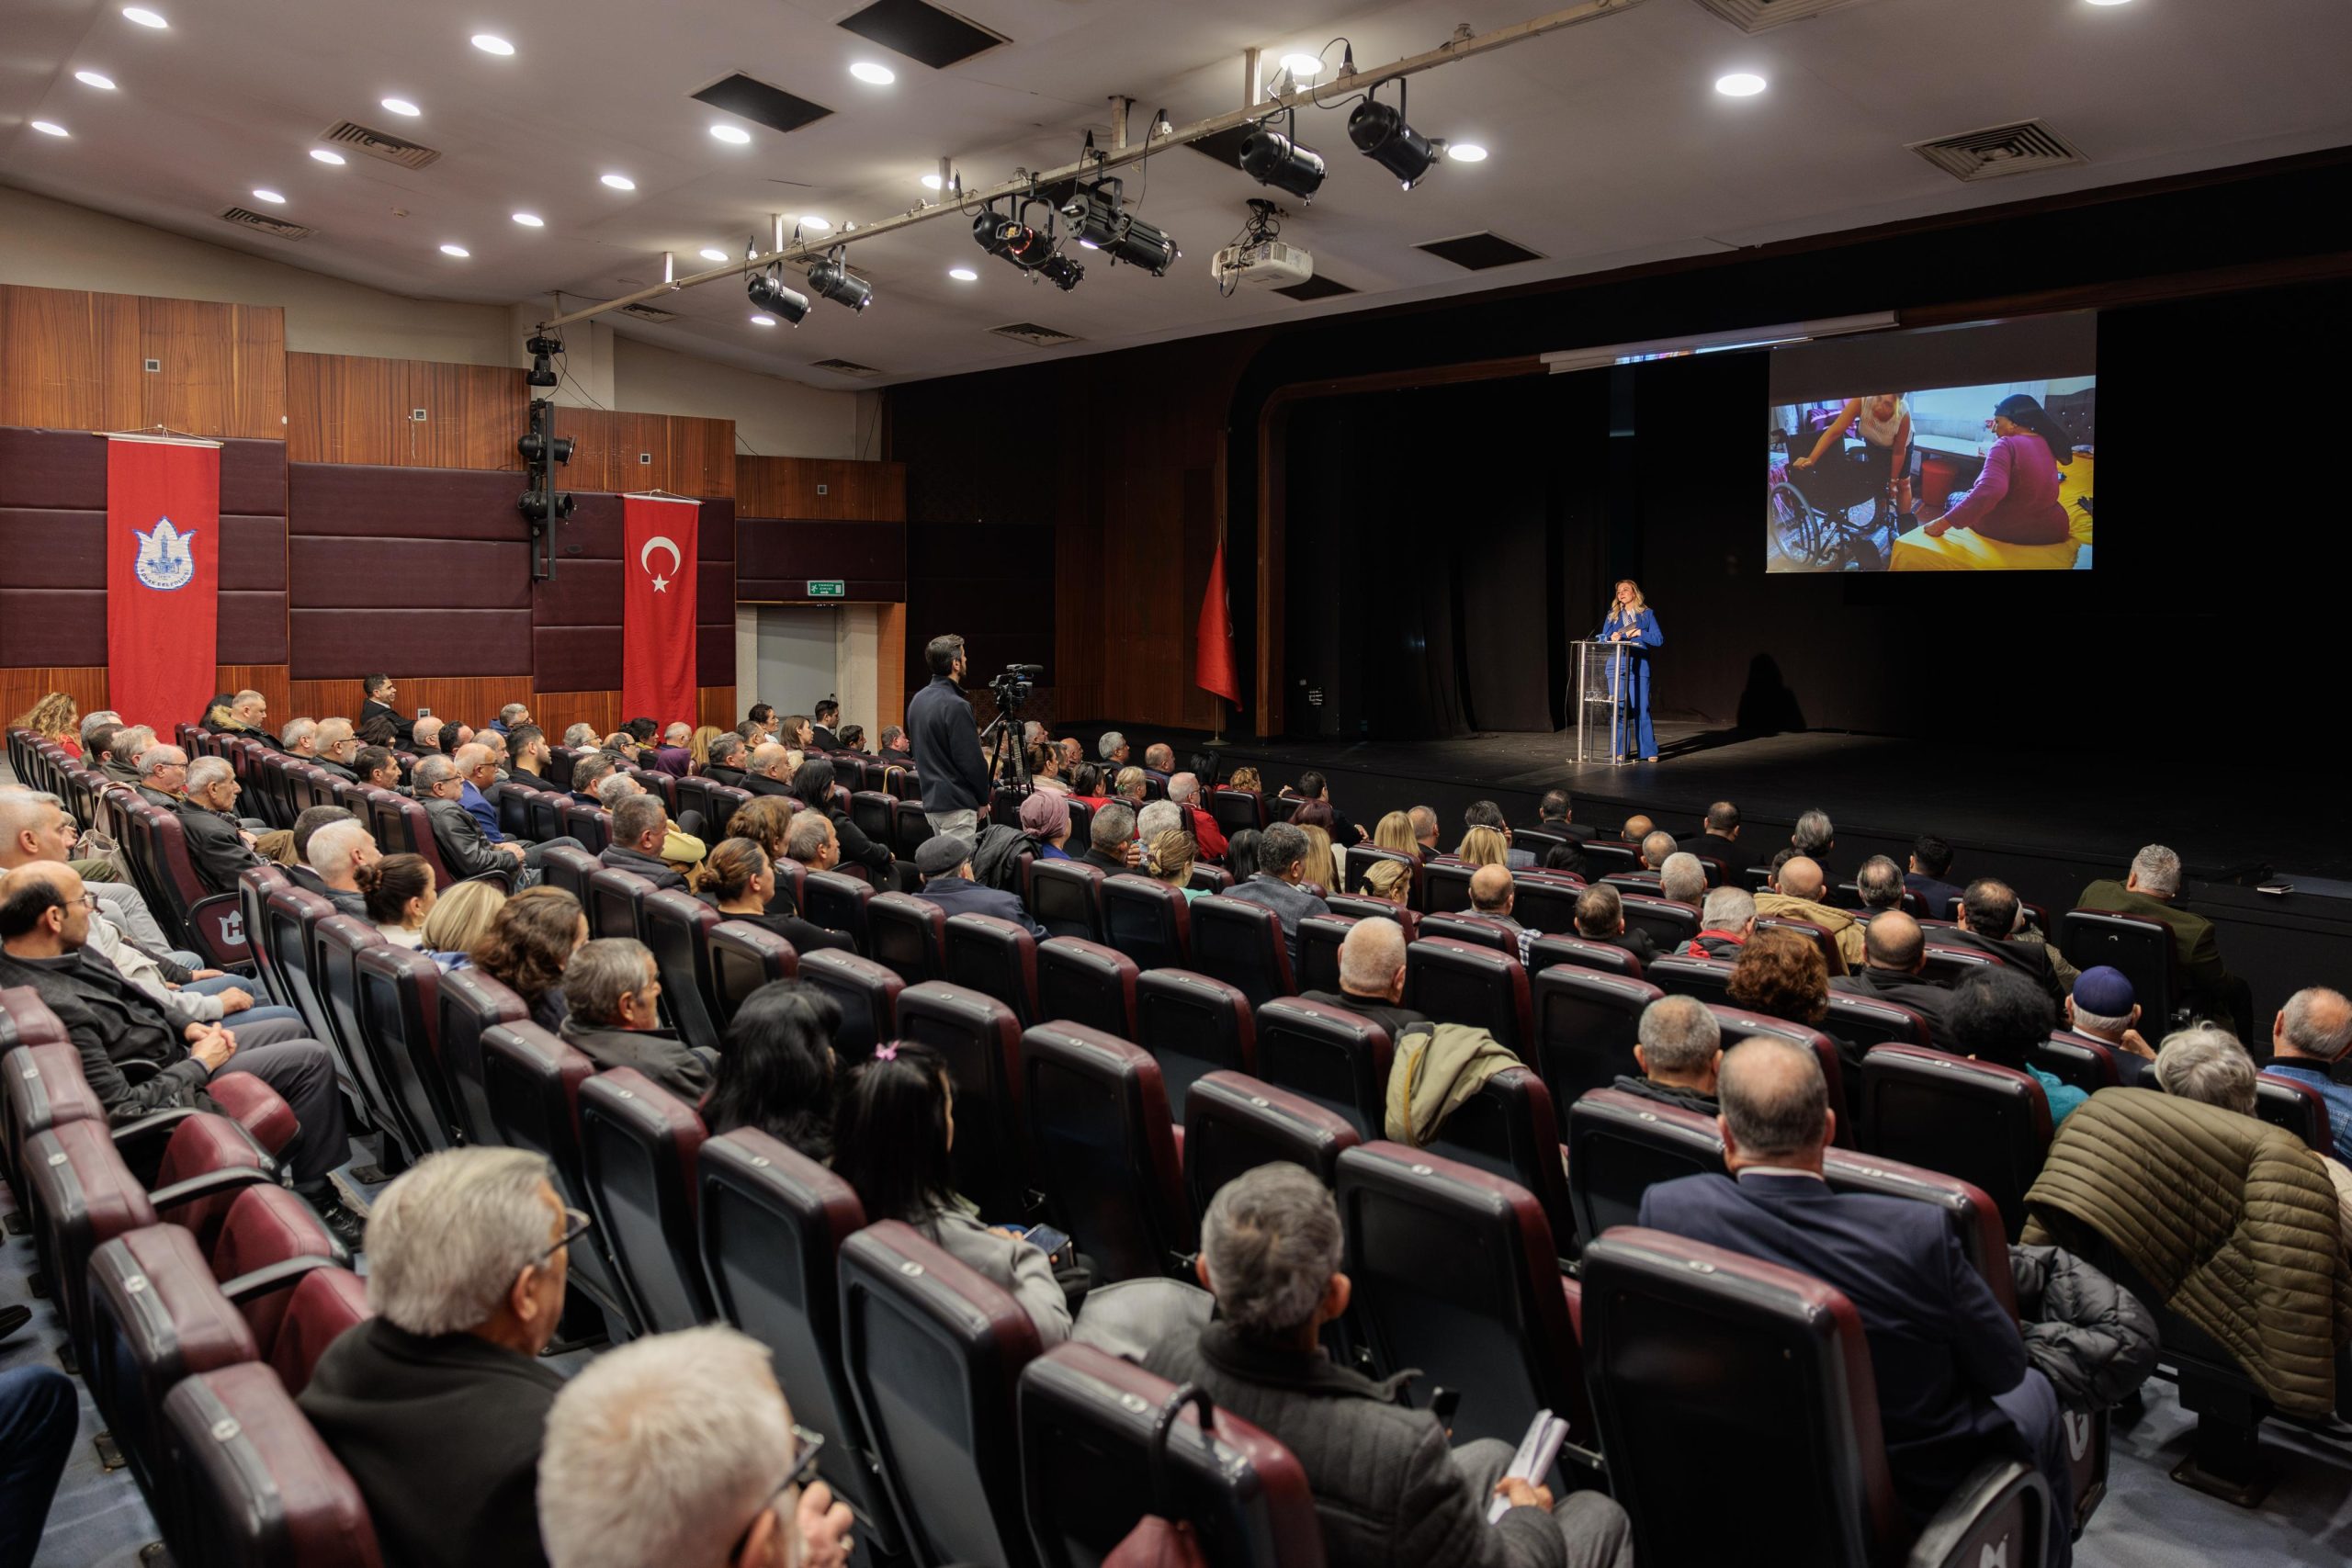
[524,333,562,389]
[515,430,573,465]
[747,264,810,324]
[1238,127,1326,201]
[973,205,1058,274]
[1347,83,1445,189]
[806,253,873,311]
[1035,252,1084,292]
[518,488,575,522]
[1060,179,1179,276]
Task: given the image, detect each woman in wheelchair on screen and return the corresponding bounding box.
[1792,393,1915,523]
[1596,578,1662,763]
[1921,393,2075,547]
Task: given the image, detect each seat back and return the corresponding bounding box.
[1420,861,1476,916]
[1036,937,1140,1041]
[266,1268,372,1396]
[523,787,567,845]
[893,798,935,862]
[866,892,946,984]
[1189,895,1295,1010]
[696,1130,901,1554]
[579,1068,713,1333]
[1102,874,1193,971]
[707,919,800,1021]
[205,1184,341,1357]
[1706,1005,1853,1139]
[1023,1023,1193,1281]
[1251,998,1393,1139]
[641,890,724,1052]
[2058,909,2178,1025]
[1531,968,1663,1116]
[1426,1065,1576,1257]
[537,843,603,908]
[237,865,295,1010]
[1135,969,1256,1120]
[1031,860,1108,943]
[1342,844,1419,899]
[585,866,656,942]
[2030,1032,2122,1094]
[434,966,527,1148]
[1643,952,1736,1001]
[560,802,612,855]
[1208,787,1265,839]
[162,1362,386,1568]
[896,981,1029,1221]
[1293,913,1358,997]
[1825,991,1933,1050]
[803,870,875,953]
[1510,875,1588,935]
[311,913,403,1143]
[1182,1072,1360,1222]
[1404,936,1533,1055]
[479,1022,639,1336]
[1336,1143,1588,1450]
[1528,933,1643,979]
[2256,1071,2335,1153]
[1020,1342,1326,1568]
[263,886,342,1057]
[3,1008,96,1202]
[1860,1044,2053,1238]
[839,1221,1043,1568]
[1756,914,1847,976]
[943,912,1040,1025]
[1565,1087,1725,1246]
[353,943,457,1159]
[1417,911,1517,954]
[1619,894,1701,953]
[798,950,903,1061]
[1919,942,2002,988]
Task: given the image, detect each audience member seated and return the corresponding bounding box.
[1361,857,1414,908]
[1286,772,1367,846]
[2063,967,2157,1086]
[1726,928,1851,1077]
[1298,917,1427,1043]
[356,744,404,794]
[703,979,841,1158]
[135,741,189,808]
[1080,802,1141,876]
[1855,854,1907,914]
[1946,879,2064,1005]
[416,755,537,886]
[808,698,843,751]
[2,788,183,953]
[1295,818,1340,895]
[455,744,575,869]
[424,880,507,971]
[1617,995,1723,1114]
[1620,814,1652,846]
[0,860,360,1243]
[1641,1039,2073,1550]
[879,724,912,760]
[1142,741,1176,781]
[280,717,320,761]
[2152,1024,2352,1258]
[915,837,1046,937]
[836,723,866,753]
[745,742,797,798]
[645,722,691,777]
[1903,834,1964,915]
[500,724,548,784]
[1146,829,1202,901]
[1456,827,1510,870]
[355,675,400,745]
[1791,807,1837,874]
[1225,828,1262,884]
[1534,788,1597,846]
[595,773,705,870]
[1638,830,1677,873]
[1372,811,1419,858]
[797,758,892,883]
[474,886,589,1032]
[1690,800,1741,863]
[744,705,775,744]
[1103,766,1145,810]
[301,1148,574,1568]
[723,795,795,880]
[11,688,82,755]
[1227,764,1261,793]
[1136,797,1183,851]
[1684,885,1755,958]
[1468,864,1534,963]
[1950,968,2084,1125]
[1463,800,1531,867]
[702,731,752,789]
[1067,763,1111,809]
[1098,730,1131,769]
[1408,805,1442,863]
[1020,791,1075,860]
[413,716,446,755]
[700,834,854,956]
[684,725,722,771]
[1752,854,1862,970]
[599,795,690,891]
[1148,1163,1634,1568]
[362,853,437,947]
[559,937,712,1100]
[1829,911,1953,1041]
[1226,821,1331,973]
[177,755,298,889]
[773,712,814,753]
[1657,852,1706,910]
[2075,843,2253,1040]
[2256,987,2352,1164]
[537,1325,854,1568]
[1167,772,1228,858]
[309,717,361,782]
[290,803,358,879]
[102,722,155,784]
[1027,741,1071,795]
[832,1042,1073,1346]
[1573,884,1656,965]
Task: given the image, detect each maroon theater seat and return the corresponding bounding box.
[1756,914,1847,976]
[896,980,1030,1221]
[1578,841,1641,877]
[1919,942,2002,988]
[135,806,253,964]
[1618,893,1701,953]
[579,1067,712,1333]
[1416,911,1518,955]
[892,798,935,863]
[798,950,903,1061]
[866,892,947,984]
[1292,914,1359,997]
[1421,861,1476,916]
[236,864,295,1010]
[263,885,343,1065]
[162,1362,385,1568]
[1404,936,1533,1055]
[2057,909,2180,1029]
[479,1022,639,1338]
[356,943,457,1159]
[2255,1071,2335,1153]
[433,966,526,1150]
[1252,998,1392,1141]
[266,1268,371,1396]
[1825,991,1934,1051]
[523,787,568,845]
[1425,1065,1576,1258]
[1135,969,1256,1119]
[1022,1023,1194,1282]
[1859,1044,2054,1239]
[311,914,400,1141]
[641,888,724,1053]
[707,918,801,1021]
[1036,937,1140,1041]
[585,865,657,942]
[1643,953,1736,1002]
[1208,787,1266,840]
[1565,1086,1724,1246]
[560,802,612,856]
[1510,874,1587,936]
[1188,863,1235,897]
[1182,1071,1359,1217]
[1031,860,1109,944]
[1102,874,1193,972]
[943,912,1039,1025]
[804,870,876,953]
[1189,896,1296,1010]
[204,1183,345,1360]
[2029,1032,2123,1094]
[1531,967,1663,1116]
[1528,933,1644,980]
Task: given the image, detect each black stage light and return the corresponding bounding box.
[1239,127,1326,201]
[747,264,811,323]
[974,205,1059,274]
[518,488,575,522]
[1348,86,1444,189]
[525,332,562,388]
[514,431,574,465]
[806,253,873,311]
[1035,251,1084,291]
[1060,179,1179,276]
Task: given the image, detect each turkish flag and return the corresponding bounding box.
[107,435,220,731]
[622,494,700,727]
[1194,538,1241,705]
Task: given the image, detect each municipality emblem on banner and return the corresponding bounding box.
[133,518,197,591]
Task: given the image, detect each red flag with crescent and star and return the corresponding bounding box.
[106,434,221,731]
[621,493,700,727]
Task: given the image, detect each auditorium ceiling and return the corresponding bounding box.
[4,0,2348,387]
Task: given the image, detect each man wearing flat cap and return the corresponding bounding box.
[911,836,1046,938]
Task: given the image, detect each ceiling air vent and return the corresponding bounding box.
[1275,275,1357,302]
[219,207,316,241]
[989,321,1080,348]
[1909,119,2087,182]
[615,301,680,323]
[320,120,441,170]
[808,358,885,378]
[693,73,832,136]
[838,0,1006,69]
[1417,231,1544,271]
[1690,0,1887,32]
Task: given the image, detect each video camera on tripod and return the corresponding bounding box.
[981,664,1046,788]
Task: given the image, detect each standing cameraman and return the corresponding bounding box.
[907,633,991,839]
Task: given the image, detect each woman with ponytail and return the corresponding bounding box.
[694,835,854,955]
[357,852,435,947]
[1923,393,2077,547]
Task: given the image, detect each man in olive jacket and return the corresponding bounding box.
[1146,1164,1632,1568]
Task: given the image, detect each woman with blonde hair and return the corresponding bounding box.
[1456,826,1510,868]
[1362,857,1413,907]
[1297,824,1338,896]
[1228,765,1262,793]
[420,878,507,969]
[13,692,80,755]
[1146,829,1202,901]
[1372,811,1419,857]
[687,724,724,769]
[1595,577,1662,762]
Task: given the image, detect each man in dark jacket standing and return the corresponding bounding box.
[1148,1163,1633,1568]
[912,837,1046,938]
[906,633,989,839]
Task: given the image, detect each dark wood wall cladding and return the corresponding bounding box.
[286,353,527,468]
[0,285,287,441]
[551,407,737,498]
[736,456,903,519]
[736,518,907,602]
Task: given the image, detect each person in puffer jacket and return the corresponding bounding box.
[2007,1245,2159,1412]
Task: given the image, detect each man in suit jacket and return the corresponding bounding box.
[2075,843,2251,1039]
[596,796,688,892]
[415,754,534,885]
[744,742,798,799]
[356,673,401,740]
[1829,911,1954,1045]
[1941,879,2064,1007]
[175,755,283,894]
[1572,884,1657,967]
[1639,1038,2072,1552]
[701,732,752,791]
[1532,788,1599,846]
[1685,799,1742,866]
[807,699,842,753]
[1225,823,1332,973]
[913,836,1045,938]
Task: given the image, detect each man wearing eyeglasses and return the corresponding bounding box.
[301,1148,583,1568]
[539,1325,855,1568]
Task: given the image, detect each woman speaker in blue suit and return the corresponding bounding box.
[1596,578,1662,761]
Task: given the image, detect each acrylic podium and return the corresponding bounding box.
[1572,639,1634,765]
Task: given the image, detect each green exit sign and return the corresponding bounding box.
[807,580,845,599]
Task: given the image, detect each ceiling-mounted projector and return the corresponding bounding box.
[1211,238,1314,290]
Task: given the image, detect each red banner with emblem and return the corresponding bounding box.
[622,493,700,727]
[106,434,220,731]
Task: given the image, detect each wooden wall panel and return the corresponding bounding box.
[553,408,735,498]
[736,457,904,520]
[286,676,521,733]
[287,353,526,469]
[0,288,140,432]
[141,298,285,440]
[876,604,906,734]
[0,668,112,735]
[0,285,283,439]
[213,664,289,721]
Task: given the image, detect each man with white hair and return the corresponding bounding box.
[1791,807,1836,874]
[135,743,189,809]
[1684,885,1755,958]
[312,717,362,781]
[413,716,445,754]
[1164,772,1227,858]
[1148,1165,1634,1568]
[416,753,537,886]
[1298,916,1427,1043]
[560,937,709,1097]
[1136,797,1184,846]
[99,724,155,784]
[538,1325,854,1568]
[1618,995,1722,1113]
[491,701,532,738]
[308,818,382,919]
[1097,729,1129,767]
[1657,852,1706,910]
[2,786,190,960]
[745,741,797,799]
[177,755,297,892]
[2256,987,2352,1164]
[279,716,319,759]
[2075,843,2250,1039]
[651,721,694,777]
[301,1148,576,1568]
[561,722,599,750]
[79,709,121,748]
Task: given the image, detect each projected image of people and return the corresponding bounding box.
[1768,378,2095,573]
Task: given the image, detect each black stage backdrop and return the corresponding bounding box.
[1283,273,2347,744]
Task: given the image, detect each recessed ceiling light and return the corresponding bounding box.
[440,243,470,257]
[849,62,896,85]
[1714,72,1767,96]
[2086,1,2133,6]
[750,313,777,326]
[600,173,635,190]
[947,266,978,281]
[380,96,420,117]
[251,187,286,204]
[1280,53,1323,80]
[511,212,543,226]
[75,71,117,90]
[1449,143,1488,162]
[709,123,751,144]
[310,148,345,164]
[470,34,514,55]
[800,215,831,232]
[120,6,167,28]
[921,174,943,190]
[29,121,68,137]
[698,247,729,262]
